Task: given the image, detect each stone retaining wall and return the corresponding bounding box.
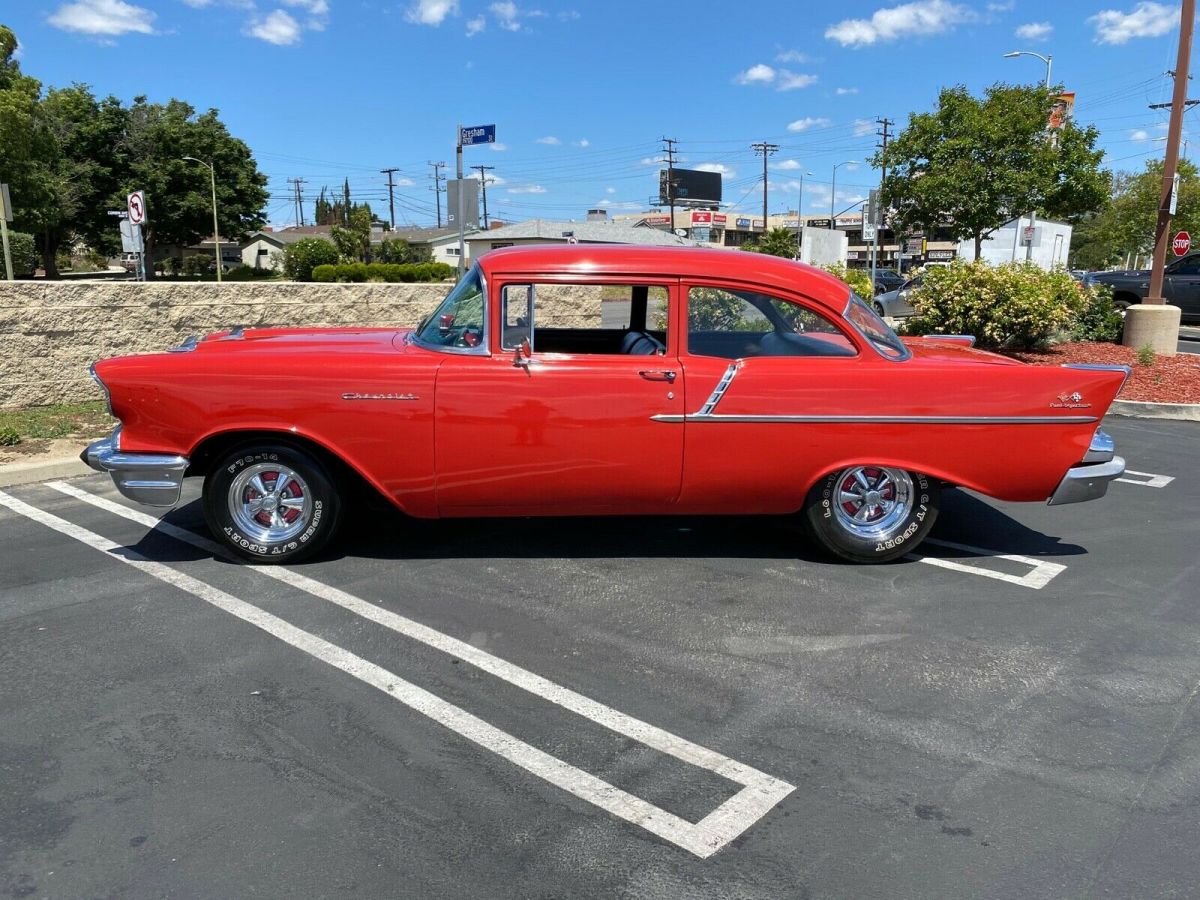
[0,281,448,408]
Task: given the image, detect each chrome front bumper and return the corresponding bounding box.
[1047,429,1126,506]
[82,428,189,508]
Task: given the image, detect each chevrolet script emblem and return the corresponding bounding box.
[341,392,419,401]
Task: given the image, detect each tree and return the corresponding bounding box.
[377,238,431,264]
[743,227,798,258]
[331,205,372,262]
[282,237,338,281]
[877,82,1109,260]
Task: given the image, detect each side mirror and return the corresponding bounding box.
[513,337,532,367]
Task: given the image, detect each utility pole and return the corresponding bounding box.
[874,117,894,280]
[428,161,447,228]
[287,177,306,226]
[1126,0,1195,355]
[751,141,779,235]
[380,167,400,230]
[661,137,678,231]
[473,164,495,228]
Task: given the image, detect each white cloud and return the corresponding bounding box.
[407,0,458,26]
[826,0,973,47]
[181,0,213,7]
[1130,129,1150,141]
[1015,21,1052,40]
[467,172,506,185]
[836,86,859,95]
[557,9,580,20]
[777,70,818,90]
[395,177,415,186]
[696,163,735,177]
[574,138,589,147]
[735,63,776,85]
[507,184,547,194]
[466,15,485,35]
[775,159,803,170]
[605,187,616,194]
[853,118,876,137]
[640,156,667,166]
[536,136,561,145]
[775,50,810,63]
[247,9,302,44]
[1090,3,1176,44]
[48,0,156,36]
[282,0,329,30]
[490,142,508,152]
[787,117,832,132]
[987,1,1014,10]
[490,1,521,30]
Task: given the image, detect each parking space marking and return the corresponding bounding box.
[34,483,794,857]
[1116,470,1175,488]
[909,538,1066,590]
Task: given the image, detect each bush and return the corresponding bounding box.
[282,238,339,281]
[820,262,875,301]
[904,261,1087,350]
[224,264,274,281]
[0,426,20,447]
[6,231,37,276]
[377,238,432,265]
[1070,281,1124,343]
[308,261,456,283]
[182,253,216,277]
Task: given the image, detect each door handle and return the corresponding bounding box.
[639,369,676,383]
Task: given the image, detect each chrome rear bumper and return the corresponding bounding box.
[82,428,189,508]
[1047,429,1125,506]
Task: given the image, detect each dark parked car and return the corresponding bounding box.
[872,269,905,295]
[1086,254,1200,322]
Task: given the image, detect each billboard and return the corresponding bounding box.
[659,168,722,206]
[447,178,480,229]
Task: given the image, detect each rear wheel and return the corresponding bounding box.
[203,443,341,563]
[803,465,939,563]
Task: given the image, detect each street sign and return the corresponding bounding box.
[119,218,144,254]
[862,223,877,241]
[127,191,146,225]
[1170,173,1181,216]
[0,183,11,222]
[866,189,881,225]
[1173,231,1191,256]
[1021,225,1036,246]
[459,124,496,146]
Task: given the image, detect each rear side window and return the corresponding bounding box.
[686,286,856,360]
[501,283,670,355]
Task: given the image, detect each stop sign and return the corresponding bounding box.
[1173,231,1191,256]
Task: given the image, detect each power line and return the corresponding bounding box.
[750,141,779,232]
[472,165,495,228]
[661,137,678,228]
[428,161,447,228]
[286,177,306,226]
[380,167,400,229]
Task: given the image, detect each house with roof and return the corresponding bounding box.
[465,218,700,264]
[239,226,334,271]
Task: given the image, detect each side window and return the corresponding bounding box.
[501,283,670,355]
[1170,259,1200,276]
[686,286,856,360]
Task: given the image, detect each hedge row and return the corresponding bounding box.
[311,262,457,283]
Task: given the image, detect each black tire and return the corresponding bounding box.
[203,443,341,563]
[873,301,887,316]
[803,466,939,563]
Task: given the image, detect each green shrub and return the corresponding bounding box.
[1069,281,1124,343]
[182,253,216,277]
[224,264,266,282]
[377,238,432,264]
[1136,344,1156,366]
[311,264,336,283]
[904,261,1087,350]
[309,261,456,283]
[820,262,875,301]
[6,231,38,276]
[0,426,20,447]
[282,238,339,282]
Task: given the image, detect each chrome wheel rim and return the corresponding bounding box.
[228,463,313,544]
[832,466,914,539]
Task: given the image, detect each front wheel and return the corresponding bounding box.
[803,466,939,563]
[203,443,342,563]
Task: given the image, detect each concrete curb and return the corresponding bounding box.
[1109,399,1200,422]
[0,455,92,489]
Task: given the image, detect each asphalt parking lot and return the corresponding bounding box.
[1,416,1197,899]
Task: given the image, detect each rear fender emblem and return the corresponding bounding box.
[341,392,419,401]
[1051,391,1090,409]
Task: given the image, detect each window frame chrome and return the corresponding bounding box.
[842,293,912,362]
[410,264,491,357]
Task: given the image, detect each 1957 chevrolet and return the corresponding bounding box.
[83,245,1128,564]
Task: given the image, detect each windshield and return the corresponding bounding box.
[414,266,486,350]
[843,293,910,360]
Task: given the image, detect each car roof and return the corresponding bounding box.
[476,244,853,315]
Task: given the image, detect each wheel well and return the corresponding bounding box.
[187,430,379,504]
[1111,291,1139,308]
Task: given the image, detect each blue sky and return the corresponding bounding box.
[3,0,1188,228]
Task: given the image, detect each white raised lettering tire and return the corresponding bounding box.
[203,443,342,563]
[803,465,940,563]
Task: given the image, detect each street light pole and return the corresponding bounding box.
[1003,50,1053,263]
[183,156,222,282]
[796,170,814,257]
[831,161,855,227]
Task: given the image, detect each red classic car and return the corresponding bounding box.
[83,245,1128,564]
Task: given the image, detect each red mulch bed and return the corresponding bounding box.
[1004,342,1200,404]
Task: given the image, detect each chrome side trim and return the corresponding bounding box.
[220,326,246,340]
[1047,456,1126,505]
[89,363,113,415]
[929,334,976,347]
[698,363,740,416]
[168,335,199,353]
[1062,363,1132,393]
[651,413,1099,425]
[1083,430,1115,463]
[82,428,189,508]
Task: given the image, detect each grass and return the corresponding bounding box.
[0,400,115,446]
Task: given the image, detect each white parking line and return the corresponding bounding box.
[1116,470,1175,488]
[29,483,795,857]
[909,538,1066,590]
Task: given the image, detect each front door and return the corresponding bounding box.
[434,280,685,514]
